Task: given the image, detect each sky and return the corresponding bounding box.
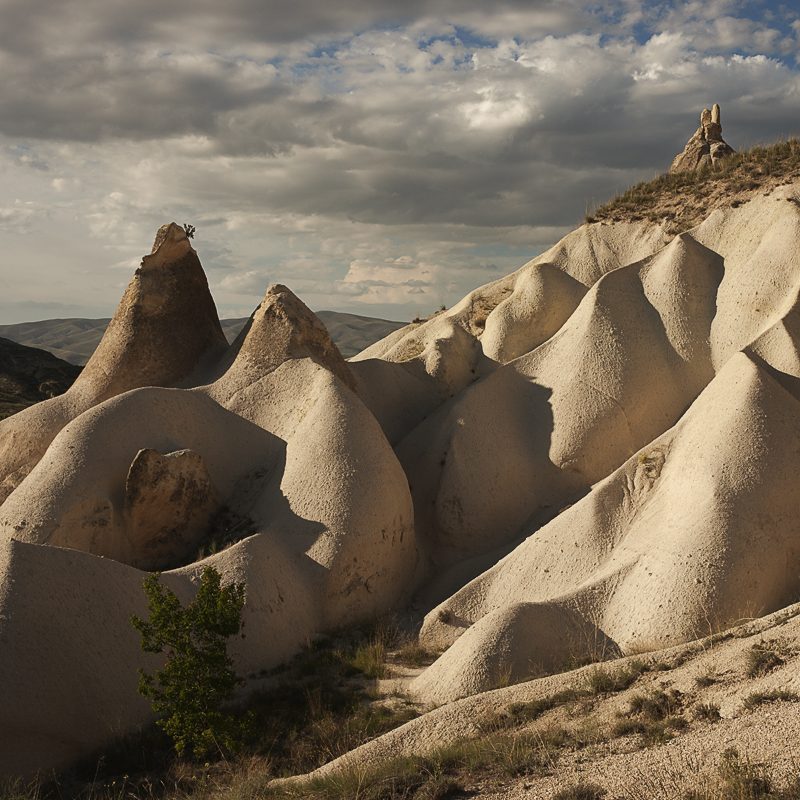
[0,0,799,324]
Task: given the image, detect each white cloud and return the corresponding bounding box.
[217,270,270,295]
[0,200,48,233]
[0,1,799,323]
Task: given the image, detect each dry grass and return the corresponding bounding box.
[587,138,800,236]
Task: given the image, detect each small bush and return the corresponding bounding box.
[586,660,647,694]
[553,782,607,800]
[695,701,721,721]
[745,642,784,678]
[695,665,717,687]
[131,566,250,758]
[716,747,773,799]
[743,689,800,711]
[613,686,687,747]
[508,686,583,723]
[394,636,436,668]
[628,687,682,721]
[612,718,645,737]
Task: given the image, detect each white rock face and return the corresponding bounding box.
[0,226,417,777]
[5,188,800,775]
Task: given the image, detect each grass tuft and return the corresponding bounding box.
[745,641,786,678]
[553,782,607,800]
[742,689,800,711]
[694,701,721,722]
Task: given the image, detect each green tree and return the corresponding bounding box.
[131,566,250,758]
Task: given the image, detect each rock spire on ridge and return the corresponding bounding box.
[669,103,735,174]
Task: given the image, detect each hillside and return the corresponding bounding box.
[4,134,800,799]
[589,138,800,235]
[0,337,82,421]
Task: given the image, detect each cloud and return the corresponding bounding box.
[217,269,270,295]
[0,201,48,233]
[0,1,799,323]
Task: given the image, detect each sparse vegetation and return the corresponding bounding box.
[681,747,782,800]
[554,784,607,800]
[694,701,721,722]
[393,635,436,668]
[745,640,788,678]
[742,689,800,711]
[612,686,687,746]
[17,617,420,798]
[11,617,800,800]
[695,664,718,687]
[590,138,800,236]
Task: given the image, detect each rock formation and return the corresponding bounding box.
[0,223,229,505]
[670,103,735,173]
[6,184,800,777]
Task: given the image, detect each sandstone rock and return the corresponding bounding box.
[0,228,418,775]
[9,188,800,778]
[669,103,735,173]
[0,223,229,502]
[209,283,357,398]
[123,448,223,570]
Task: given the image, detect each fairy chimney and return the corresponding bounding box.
[669,103,735,174]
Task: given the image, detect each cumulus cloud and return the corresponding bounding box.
[0,0,799,322]
[0,201,48,233]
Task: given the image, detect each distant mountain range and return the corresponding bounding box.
[0,310,406,365]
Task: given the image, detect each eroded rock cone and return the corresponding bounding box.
[80,222,228,401]
[669,103,735,173]
[0,223,229,503]
[211,283,357,398]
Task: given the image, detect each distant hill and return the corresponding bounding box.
[0,337,82,420]
[0,310,406,365]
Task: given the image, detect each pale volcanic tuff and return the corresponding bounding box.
[3,143,800,779]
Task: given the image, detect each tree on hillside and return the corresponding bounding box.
[131,566,251,758]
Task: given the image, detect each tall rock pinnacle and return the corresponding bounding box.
[669,103,735,174]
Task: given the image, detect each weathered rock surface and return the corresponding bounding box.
[670,103,735,173]
[0,223,228,498]
[123,448,222,570]
[0,227,417,776]
[6,184,800,778]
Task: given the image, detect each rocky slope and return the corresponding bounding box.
[591,136,800,235]
[4,155,800,784]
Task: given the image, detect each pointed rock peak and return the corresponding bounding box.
[76,224,227,401]
[226,284,356,392]
[142,222,192,269]
[670,104,735,174]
